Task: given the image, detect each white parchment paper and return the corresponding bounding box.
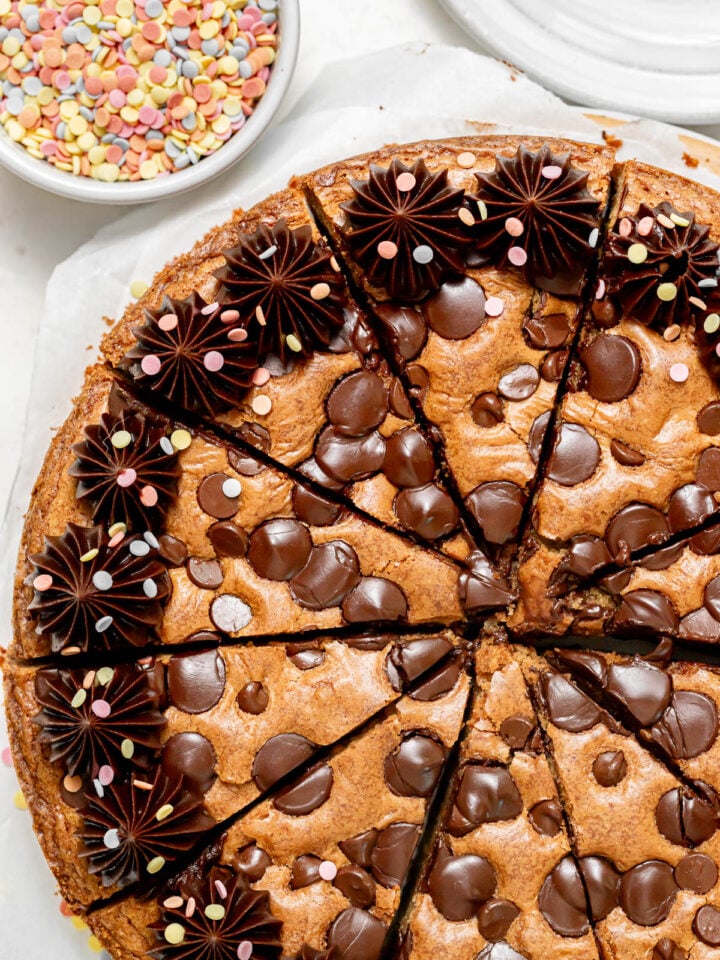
[2,42,720,959]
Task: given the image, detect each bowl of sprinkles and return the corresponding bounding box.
[0,0,298,202]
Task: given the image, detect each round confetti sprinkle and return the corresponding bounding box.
[618,218,633,238]
[131,281,149,300]
[87,936,105,954]
[504,216,524,237]
[63,774,83,793]
[141,355,162,376]
[251,394,272,416]
[158,314,179,332]
[147,856,166,874]
[456,151,476,168]
[156,803,174,822]
[164,923,186,945]
[286,333,302,353]
[663,324,681,342]
[59,901,74,917]
[484,296,504,317]
[669,362,689,383]
[143,578,158,598]
[71,689,87,709]
[319,860,338,881]
[477,199,488,221]
[13,790,27,810]
[377,240,398,260]
[108,522,127,539]
[310,282,331,300]
[412,244,434,264]
[458,208,475,227]
[33,573,53,591]
[508,246,528,267]
[637,216,654,236]
[670,212,690,227]
[92,699,112,718]
[140,484,159,507]
[396,171,416,192]
[103,829,121,852]
[588,227,599,248]
[121,739,135,760]
[237,942,253,960]
[541,164,562,179]
[627,243,648,264]
[92,571,113,591]
[705,314,720,334]
[111,431,132,449]
[205,904,226,921]
[130,540,150,556]
[657,282,678,302]
[222,477,242,499]
[252,366,270,386]
[163,897,184,910]
[80,548,99,563]
[98,765,115,787]
[657,213,675,230]
[171,429,192,451]
[204,350,225,372]
[96,666,114,685]
[1,747,12,767]
[95,615,113,633]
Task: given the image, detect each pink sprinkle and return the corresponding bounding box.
[185,897,196,919]
[40,141,58,157]
[508,246,528,267]
[237,942,253,960]
[318,860,337,881]
[214,880,228,900]
[220,309,240,324]
[117,468,137,488]
[396,172,417,192]
[541,165,562,180]
[138,105,157,126]
[55,71,71,91]
[158,314,178,332]
[669,362,689,383]
[1,747,12,768]
[504,216,524,237]
[637,216,654,236]
[204,351,224,372]
[227,328,248,342]
[201,301,219,316]
[618,218,633,238]
[98,765,114,786]
[141,355,162,376]
[252,367,270,386]
[484,297,504,317]
[377,240,398,260]
[108,531,125,548]
[33,574,53,592]
[91,700,111,719]
[108,88,126,109]
[140,485,158,507]
[595,279,606,299]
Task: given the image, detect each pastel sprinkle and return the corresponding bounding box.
[140,485,159,507]
[71,917,88,932]
[220,309,240,324]
[13,791,27,810]
[117,467,137,487]
[121,738,135,760]
[657,282,678,302]
[286,334,302,353]
[71,689,87,709]
[310,282,330,300]
[80,548,99,562]
[33,573,53,591]
[705,313,720,334]
[87,936,105,953]
[164,924,185,945]
[588,227,599,248]
[458,208,475,227]
[63,774,83,794]
[108,522,127,538]
[508,246,527,267]
[670,212,690,227]
[319,860,337,881]
[141,355,162,376]
[204,350,225,372]
[228,328,248,342]
[396,171,416,192]
[92,699,111,718]
[252,366,270,386]
[171,429,192,451]
[147,856,166,874]
[143,578,158,598]
[541,164,562,179]
[111,430,132,449]
[251,394,272,416]
[627,243,647,264]
[215,880,228,899]
[504,216,524,237]
[669,362,689,383]
[657,213,675,229]
[158,314,179,332]
[204,904,226,921]
[130,540,150,556]
[95,615,113,633]
[237,943,253,960]
[477,199,488,221]
[163,897,184,910]
[96,666,114,685]
[377,240,398,260]
[1,747,12,767]
[663,324,681,342]
[637,217,654,236]
[185,897,196,919]
[156,803,174,821]
[131,281,149,300]
[412,245,434,264]
[98,765,114,787]
[618,218,633,238]
[222,477,241,498]
[92,571,113,591]
[484,297,504,317]
[456,151,476,168]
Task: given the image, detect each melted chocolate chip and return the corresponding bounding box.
[499,714,535,750]
[669,483,717,534]
[581,334,641,402]
[290,854,322,889]
[395,483,459,540]
[327,907,387,960]
[252,733,317,792]
[334,865,376,909]
[384,734,446,798]
[592,751,627,787]
[290,541,361,610]
[566,536,612,577]
[427,853,496,921]
[229,424,270,470]
[610,438,645,467]
[656,788,718,847]
[385,636,453,692]
[523,312,571,349]
[326,370,389,437]
[167,649,226,714]
[605,504,669,561]
[698,402,720,436]
[472,392,504,428]
[389,378,413,420]
[577,856,619,922]
[339,829,379,868]
[248,518,313,581]
[640,542,685,571]
[613,590,679,635]
[528,410,551,464]
[273,762,333,816]
[157,533,188,566]
[477,899,520,942]
[706,576,720,621]
[448,765,523,836]
[208,521,248,558]
[293,482,343,528]
[619,860,678,926]
[539,672,604,732]
[675,853,718,894]
[465,481,526,546]
[370,822,420,887]
[197,472,241,519]
[497,364,540,402]
[186,556,224,590]
[375,303,427,361]
[606,661,671,726]
[422,277,486,340]
[651,691,718,759]
[287,643,326,670]
[691,524,720,555]
[410,657,462,702]
[528,799,564,836]
[538,856,590,937]
[555,649,608,685]
[653,939,686,960]
[236,681,268,715]
[546,423,601,486]
[694,905,720,946]
[232,843,271,882]
[341,576,408,623]
[161,732,216,794]
[383,428,436,488]
[540,349,568,382]
[697,447,720,492]
[315,427,386,484]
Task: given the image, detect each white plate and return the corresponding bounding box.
[438,0,720,125]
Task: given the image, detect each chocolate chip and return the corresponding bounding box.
[410,657,462,702]
[427,853,496,921]
[546,422,600,486]
[197,472,241,519]
[674,853,718,893]
[566,536,613,577]
[395,483,459,540]
[620,860,679,926]
[370,822,420,887]
[236,681,268,714]
[653,939,686,960]
[273,762,333,816]
[334,865,376,909]
[389,378,413,420]
[580,856,620,921]
[656,788,718,847]
[640,542,685,571]
[385,636,453,692]
[694,904,720,945]
[605,504,669,562]
[668,483,716,532]
[157,533,188,566]
[287,644,326,670]
[375,303,427,361]
[472,392,504,428]
[167,649,226,714]
[477,899,520,941]
[499,714,535,750]
[384,734,446,798]
[252,733,317,791]
[613,590,679,635]
[383,428,436,488]
[327,908,387,960]
[208,521,248,558]
[699,402,720,436]
[609,438,645,467]
[293,483,343,527]
[298,456,345,493]
[528,410,551,464]
[706,576,720,621]
[465,481,526,546]
[290,854,322,889]
[523,312,571,349]
[606,661,671,725]
[406,363,429,401]
[186,556,224,590]
[326,370,389,437]
[581,334,641,402]
[538,856,590,937]
[422,278,486,340]
[315,427,386,484]
[691,524,720,555]
[231,843,271,882]
[696,448,720,494]
[528,799,564,836]
[448,765,523,836]
[680,607,720,641]
[161,732,216,795]
[290,541,361,610]
[555,649,608,685]
[230,423,270,468]
[340,576,407,623]
[539,672,604,732]
[459,554,515,612]
[651,691,718,759]
[339,829,378,868]
[540,349,568,382]
[497,364,540,402]
[592,751,627,787]
[247,518,313,581]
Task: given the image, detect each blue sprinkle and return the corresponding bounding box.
[239,60,252,79]
[174,45,190,60]
[153,49,172,66]
[101,132,115,143]
[76,24,93,42]
[56,121,67,139]
[22,76,42,96]
[231,41,249,58]
[262,12,276,24]
[9,27,25,41]
[164,140,181,158]
[187,147,199,164]
[62,25,77,42]
[145,0,163,16]
[201,39,219,56]
[114,136,130,150]
[146,130,163,140]
[180,59,199,78]
[181,113,196,131]
[80,106,94,121]
[174,153,191,168]
[171,25,190,41]
[25,14,40,32]
[97,20,115,29]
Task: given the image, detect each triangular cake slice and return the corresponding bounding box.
[85,671,472,960]
[521,651,720,958]
[12,367,470,660]
[4,629,463,912]
[399,639,600,960]
[300,136,615,570]
[99,184,505,582]
[511,159,720,637]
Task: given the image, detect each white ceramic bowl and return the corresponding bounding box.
[0,0,300,204]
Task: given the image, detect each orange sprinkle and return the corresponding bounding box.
[194,83,211,104]
[94,106,110,127]
[38,9,56,28]
[129,133,146,151]
[106,144,123,164]
[17,107,39,128]
[41,101,59,118]
[148,65,167,84]
[142,21,161,42]
[44,47,64,68]
[242,77,265,99]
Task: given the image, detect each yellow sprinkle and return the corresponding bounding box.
[108,521,127,537]
[0,0,11,15]
[156,804,174,821]
[71,689,87,708]
[251,394,272,416]
[199,20,219,39]
[13,790,27,810]
[88,145,107,165]
[139,160,158,180]
[204,904,226,921]
[98,162,120,183]
[164,924,185,945]
[111,430,132,449]
[456,151,476,169]
[657,282,678,302]
[170,428,192,451]
[627,243,648,265]
[705,314,720,334]
[12,51,28,70]
[1,37,21,57]
[6,120,24,142]
[37,86,54,106]
[670,213,690,227]
[120,106,139,124]
[80,548,99,562]
[77,132,97,152]
[286,334,302,353]
[127,88,145,108]
[117,17,133,36]
[147,856,166,874]
[130,279,149,299]
[477,199,488,221]
[116,0,133,15]
[83,5,102,24]
[96,666,114,685]
[223,96,242,117]
[88,936,105,953]
[212,114,230,135]
[121,739,135,759]
[68,115,88,137]
[71,916,88,931]
[217,55,238,75]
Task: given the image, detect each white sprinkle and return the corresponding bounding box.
[92,571,113,591]
[103,828,120,850]
[160,437,174,456]
[95,616,113,633]
[130,541,151,557]
[412,245,434,264]
[222,478,242,499]
[143,531,160,549]
[93,779,105,798]
[143,578,158,599]
[588,227,599,248]
[258,245,277,260]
